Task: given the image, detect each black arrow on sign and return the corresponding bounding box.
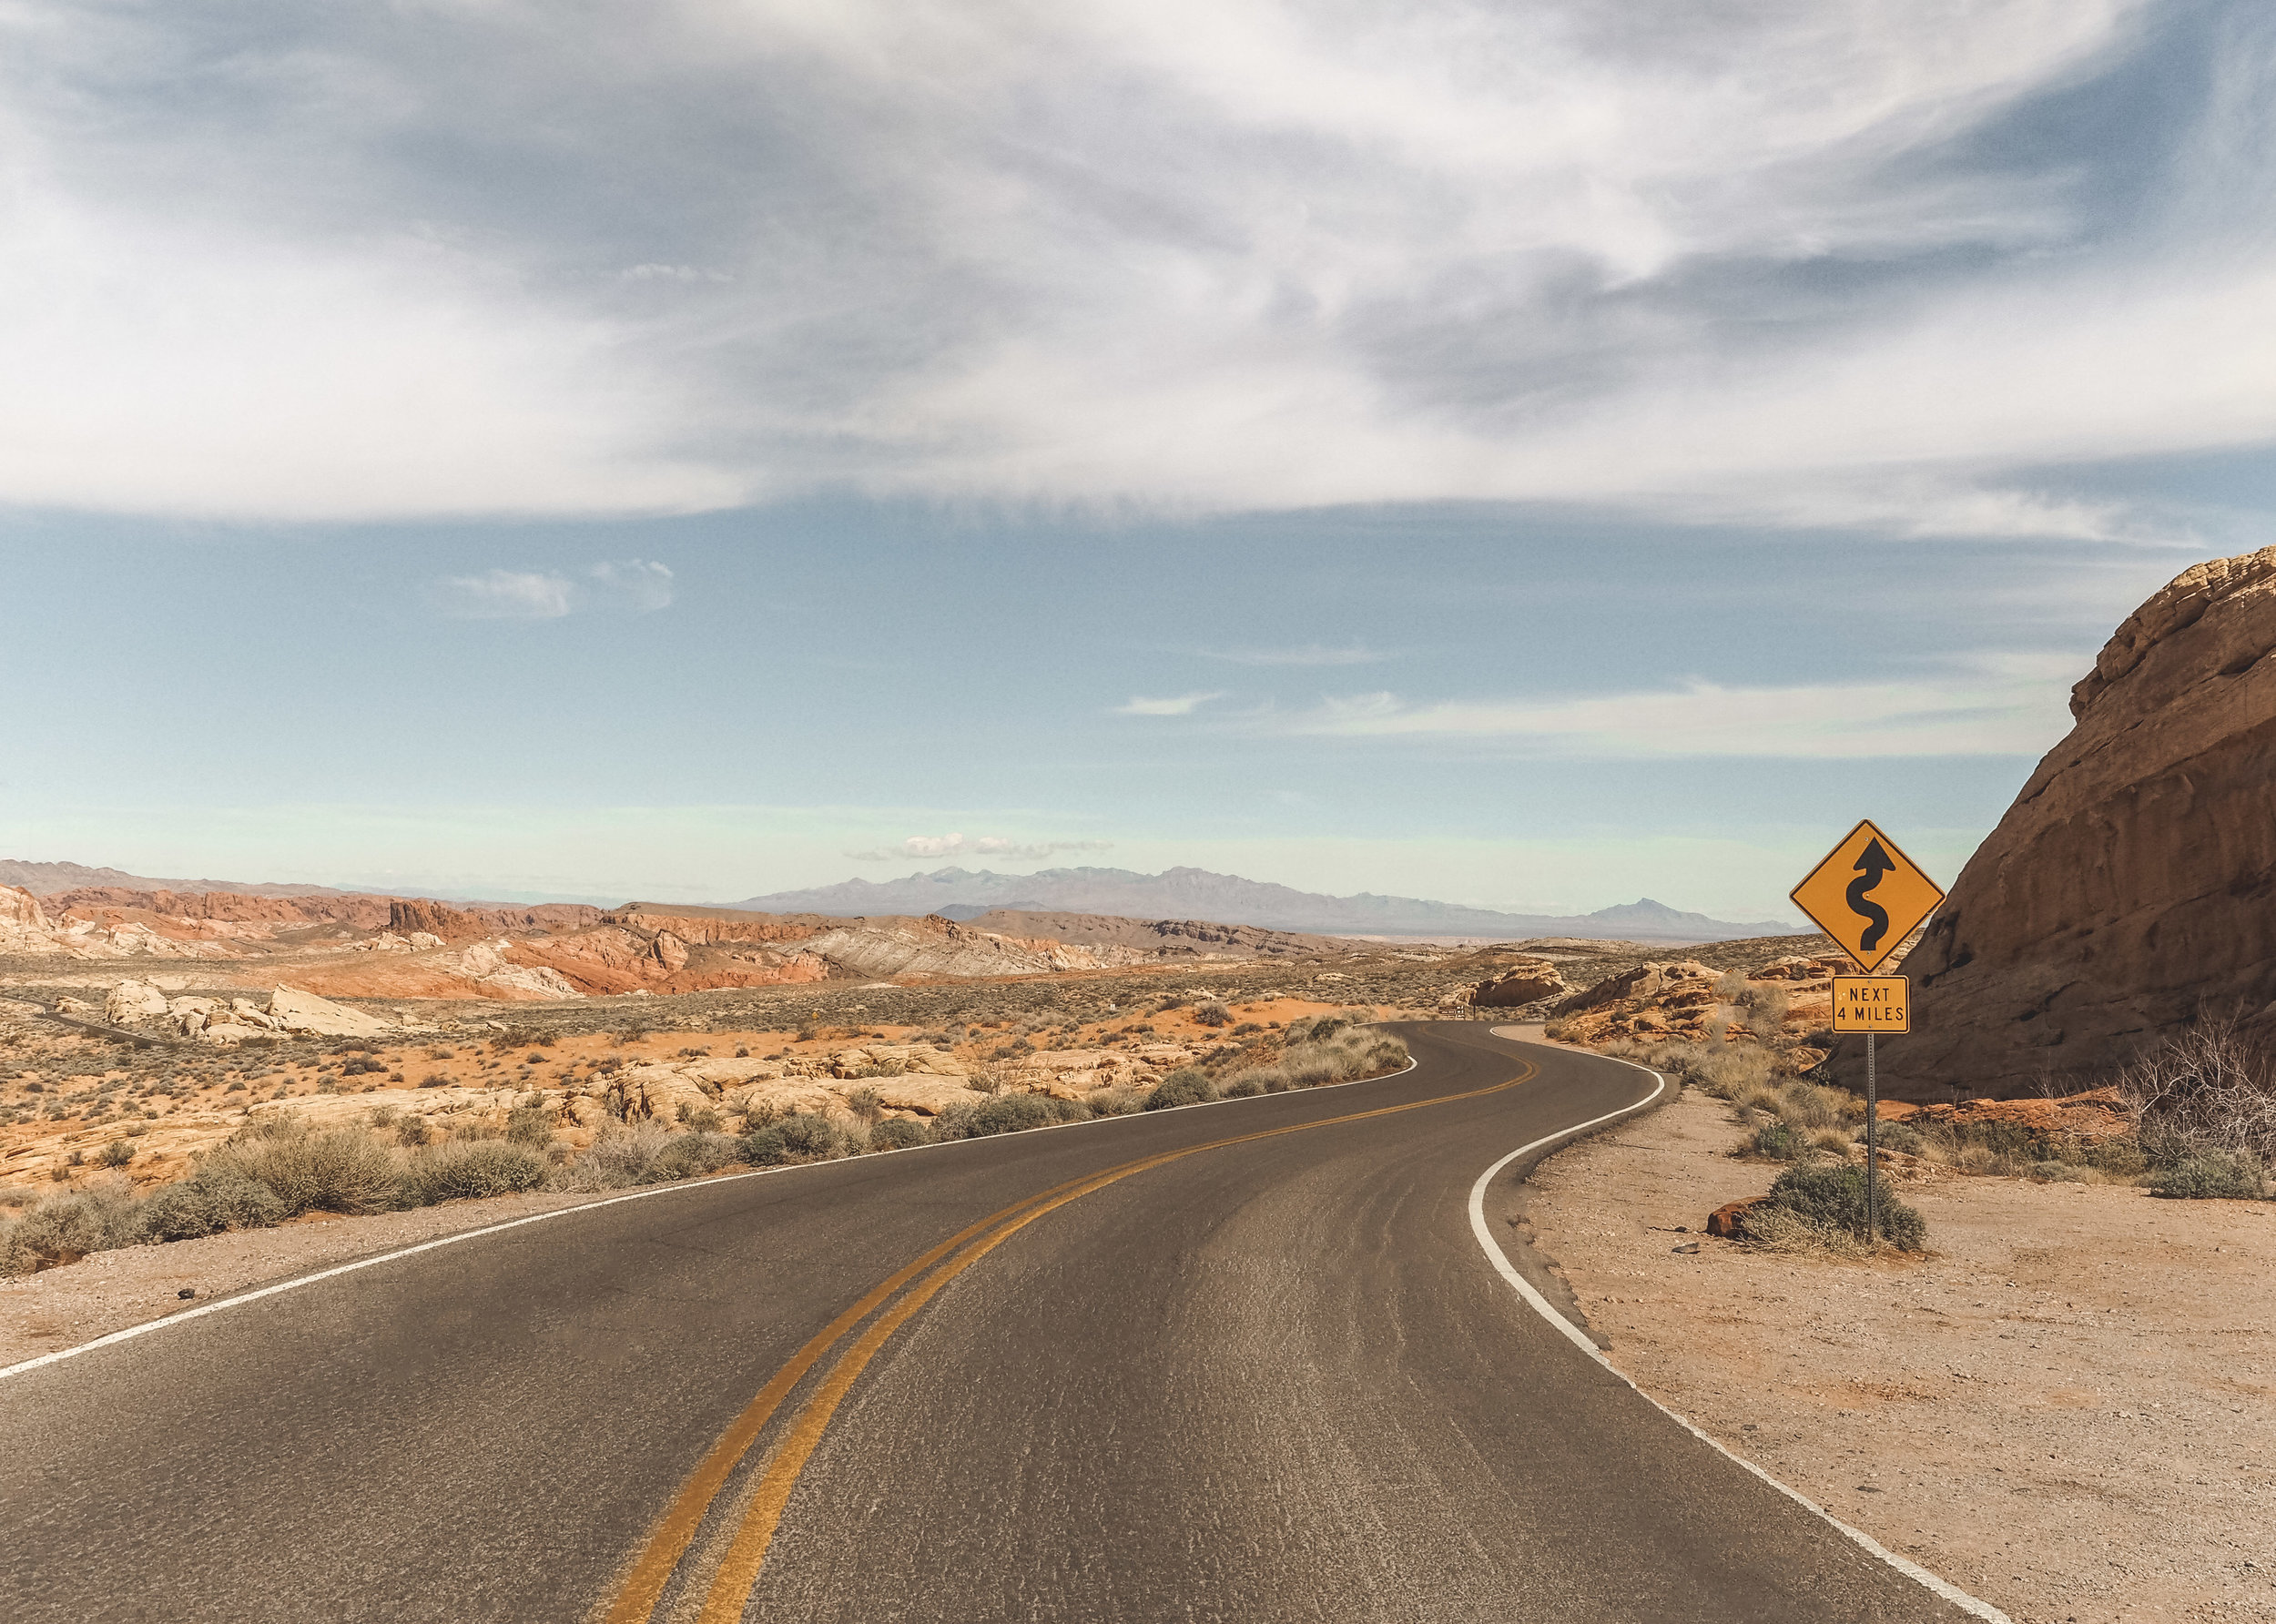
[1846,838,1895,951]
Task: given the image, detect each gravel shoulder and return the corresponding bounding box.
[1517,1080,2276,1624]
[0,1187,621,1370]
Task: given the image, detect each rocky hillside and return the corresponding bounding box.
[1875,545,2276,1100]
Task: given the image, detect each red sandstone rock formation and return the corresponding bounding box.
[388,898,483,940]
[1872,547,2276,1101]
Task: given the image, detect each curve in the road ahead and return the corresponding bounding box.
[614,1052,1541,1624]
[1,1025,2010,1623]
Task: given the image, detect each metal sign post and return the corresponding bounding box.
[1865,1033,1876,1243]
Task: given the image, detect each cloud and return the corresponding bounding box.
[13,1,2276,534]
[1116,691,1225,716]
[431,570,576,621]
[587,559,676,612]
[842,834,1114,862]
[1201,645,1386,667]
[1269,655,2079,758]
[431,560,674,619]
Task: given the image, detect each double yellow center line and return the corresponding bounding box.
[604,1053,1538,1624]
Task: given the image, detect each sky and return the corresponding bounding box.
[3,1,2271,919]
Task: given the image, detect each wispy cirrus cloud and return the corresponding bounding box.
[430,560,674,620]
[1268,655,2078,759]
[843,833,1113,862]
[431,569,577,621]
[1115,691,1225,716]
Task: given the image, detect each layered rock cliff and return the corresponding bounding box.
[1872,546,2276,1100]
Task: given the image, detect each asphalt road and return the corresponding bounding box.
[0,1024,1990,1622]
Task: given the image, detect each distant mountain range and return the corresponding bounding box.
[0,858,356,898]
[731,865,1804,943]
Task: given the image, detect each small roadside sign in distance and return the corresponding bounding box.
[1832,975,1909,1034]
[1789,818,1946,974]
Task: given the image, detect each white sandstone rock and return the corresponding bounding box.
[105,979,172,1024]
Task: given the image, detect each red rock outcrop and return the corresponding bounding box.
[1871,547,2276,1101]
[1877,1089,2130,1145]
[389,898,483,940]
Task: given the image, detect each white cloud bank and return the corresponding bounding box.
[7,1,2271,531]
[1273,655,2080,757]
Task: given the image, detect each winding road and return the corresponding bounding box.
[1,1024,1998,1621]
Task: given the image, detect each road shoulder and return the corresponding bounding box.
[0,1187,609,1369]
[1520,1082,2276,1624]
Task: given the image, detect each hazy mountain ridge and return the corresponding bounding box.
[0,858,357,899]
[733,865,1801,943]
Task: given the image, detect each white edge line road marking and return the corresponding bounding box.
[1465,1040,2013,1624]
[2,1051,1423,1384]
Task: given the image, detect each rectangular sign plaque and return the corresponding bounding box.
[1831,975,1910,1034]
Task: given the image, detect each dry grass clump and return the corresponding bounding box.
[1743,1162,1926,1254]
[0,1177,144,1274]
[1202,1021,1407,1100]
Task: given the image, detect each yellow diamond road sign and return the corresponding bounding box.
[1790,819,1946,975]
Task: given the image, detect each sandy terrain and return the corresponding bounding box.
[0,1186,610,1369]
[1517,1080,2276,1624]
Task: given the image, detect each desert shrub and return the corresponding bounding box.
[137,1167,287,1241]
[1762,1162,1925,1250]
[1744,1120,1804,1160]
[566,1120,679,1188]
[650,1132,742,1182]
[774,1111,844,1158]
[206,1119,399,1216]
[1875,1122,1925,1155]
[845,1085,886,1122]
[1220,1074,1263,1099]
[868,1117,928,1151]
[0,1178,146,1274]
[967,1092,1060,1136]
[399,1139,549,1205]
[674,1102,724,1134]
[95,1139,135,1169]
[2149,1152,2266,1200]
[1809,1127,1853,1156]
[738,1125,788,1166]
[396,1116,434,1147]
[1193,1002,1232,1029]
[1284,1014,1360,1047]
[1232,1021,1264,1037]
[2119,1015,2276,1169]
[1087,1088,1142,1117]
[505,1105,556,1147]
[1144,1068,1217,1111]
[341,1057,386,1077]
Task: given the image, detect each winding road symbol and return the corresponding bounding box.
[1846,838,1895,952]
[1790,819,1946,974]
